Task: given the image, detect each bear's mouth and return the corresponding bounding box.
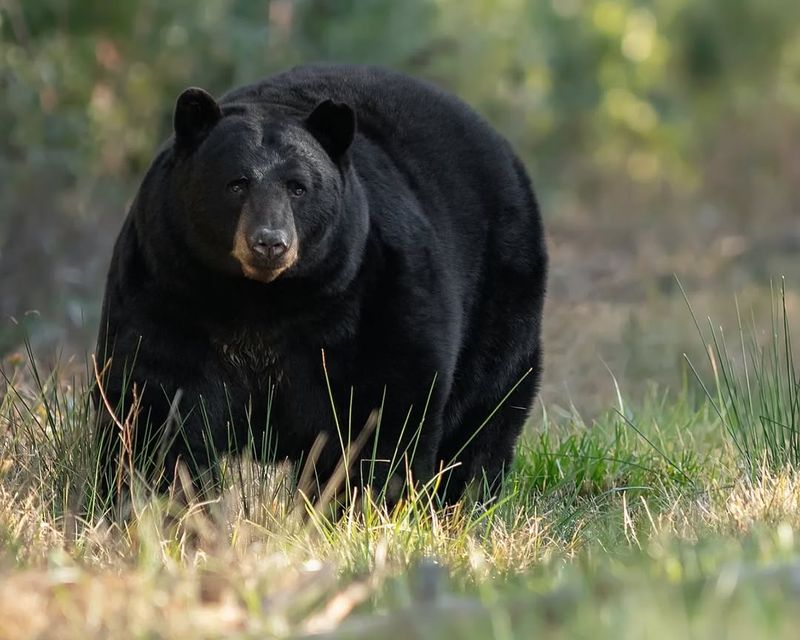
[234,246,299,283]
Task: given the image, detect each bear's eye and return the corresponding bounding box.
[287,180,306,197]
[226,177,249,194]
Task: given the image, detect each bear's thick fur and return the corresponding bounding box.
[94,63,547,505]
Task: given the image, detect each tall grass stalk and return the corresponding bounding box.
[682,278,800,477]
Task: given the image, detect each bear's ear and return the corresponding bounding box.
[305,99,356,163]
[173,87,222,151]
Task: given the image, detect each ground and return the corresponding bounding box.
[2,195,800,639]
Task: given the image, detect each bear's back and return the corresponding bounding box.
[221,63,494,149]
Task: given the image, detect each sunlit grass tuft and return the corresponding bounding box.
[683,278,800,478]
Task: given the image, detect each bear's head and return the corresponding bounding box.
[169,87,357,284]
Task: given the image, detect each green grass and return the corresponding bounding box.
[684,279,800,477]
[1,294,800,638]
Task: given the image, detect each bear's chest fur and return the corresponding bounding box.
[213,329,281,379]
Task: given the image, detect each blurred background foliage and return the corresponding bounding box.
[1,0,800,407]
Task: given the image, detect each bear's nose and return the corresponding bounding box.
[250,228,289,260]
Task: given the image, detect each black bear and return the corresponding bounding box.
[94,63,547,507]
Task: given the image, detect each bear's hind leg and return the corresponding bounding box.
[436,369,539,505]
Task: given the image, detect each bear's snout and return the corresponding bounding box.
[249,227,290,261]
[231,218,298,283]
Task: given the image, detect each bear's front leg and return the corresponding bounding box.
[93,351,240,512]
[358,387,443,506]
[307,356,449,511]
[303,410,442,514]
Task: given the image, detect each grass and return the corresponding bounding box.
[684,279,800,477]
[2,293,800,638]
